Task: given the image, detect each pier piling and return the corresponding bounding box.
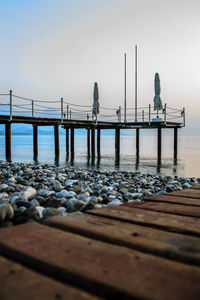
[157,127,162,162]
[136,128,140,155]
[115,127,120,155]
[70,128,74,154]
[174,127,178,161]
[87,129,90,156]
[54,125,59,159]
[5,123,11,162]
[66,128,69,156]
[33,125,38,161]
[97,128,101,155]
[91,127,95,157]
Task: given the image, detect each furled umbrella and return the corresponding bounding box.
[154,73,163,118]
[92,82,100,122]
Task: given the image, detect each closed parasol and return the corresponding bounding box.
[93,82,100,117]
[154,73,163,117]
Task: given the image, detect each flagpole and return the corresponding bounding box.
[124,53,127,123]
[135,45,138,122]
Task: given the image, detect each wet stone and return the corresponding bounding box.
[13,207,40,224]
[53,180,62,192]
[0,184,8,192]
[19,187,37,200]
[0,161,197,226]
[42,207,58,218]
[0,204,9,223]
[15,200,33,209]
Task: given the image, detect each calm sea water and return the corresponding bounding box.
[0,132,199,178]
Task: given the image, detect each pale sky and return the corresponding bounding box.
[0,0,200,133]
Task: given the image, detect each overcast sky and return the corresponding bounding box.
[0,0,200,133]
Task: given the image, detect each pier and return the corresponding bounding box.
[0,91,185,163]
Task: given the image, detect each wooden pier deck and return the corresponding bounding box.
[0,90,185,162]
[0,186,200,300]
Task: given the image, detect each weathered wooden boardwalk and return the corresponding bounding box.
[0,185,200,299]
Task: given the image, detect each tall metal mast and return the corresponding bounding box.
[135,45,138,122]
[124,53,127,122]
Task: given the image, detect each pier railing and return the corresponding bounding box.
[0,91,185,125]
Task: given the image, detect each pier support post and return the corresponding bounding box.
[33,125,38,161]
[115,127,120,155]
[66,128,69,157]
[5,123,11,162]
[54,125,59,159]
[91,127,95,157]
[70,128,74,154]
[174,127,178,162]
[136,128,140,155]
[87,128,90,156]
[157,127,162,162]
[97,128,101,155]
[136,128,140,165]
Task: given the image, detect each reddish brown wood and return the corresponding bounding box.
[146,194,200,206]
[0,255,99,300]
[0,223,200,300]
[167,189,200,199]
[191,184,200,190]
[89,206,200,236]
[125,201,200,218]
[44,213,200,266]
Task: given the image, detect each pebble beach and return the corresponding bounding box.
[0,160,198,226]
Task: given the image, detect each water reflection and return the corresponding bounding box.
[0,133,194,177]
[115,151,120,169]
[135,150,139,170]
[96,154,101,169]
[54,149,182,176]
[91,154,95,167]
[55,155,60,167]
[70,153,74,166]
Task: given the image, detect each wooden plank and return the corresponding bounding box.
[0,223,200,300]
[0,255,100,300]
[125,201,200,218]
[167,189,200,199]
[191,184,200,190]
[89,206,200,237]
[44,214,200,266]
[145,194,200,207]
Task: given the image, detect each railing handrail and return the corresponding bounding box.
[0,90,185,125]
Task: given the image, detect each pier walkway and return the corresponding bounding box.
[0,185,200,299]
[0,91,185,162]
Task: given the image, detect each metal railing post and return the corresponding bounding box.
[183,107,185,127]
[61,97,63,123]
[92,111,94,121]
[87,114,89,121]
[148,104,151,126]
[119,106,121,122]
[67,105,69,119]
[9,90,12,121]
[164,103,167,125]
[32,100,34,117]
[70,110,71,119]
[142,110,144,122]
